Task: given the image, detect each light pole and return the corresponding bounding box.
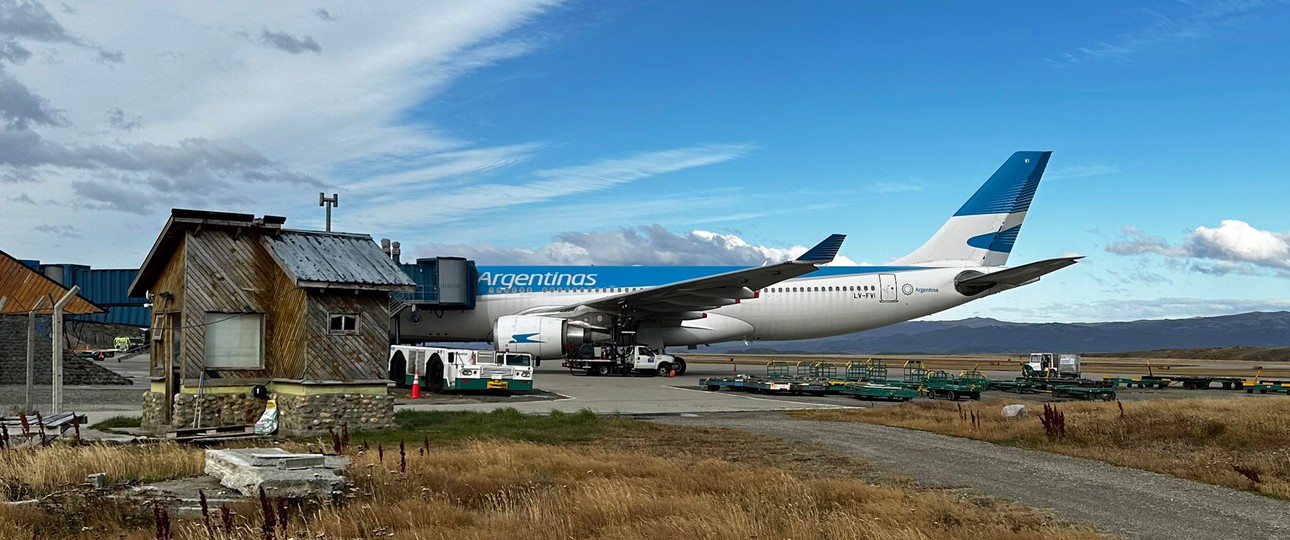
[319,192,339,232]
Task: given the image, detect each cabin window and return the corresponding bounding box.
[329,314,359,335]
[204,313,264,369]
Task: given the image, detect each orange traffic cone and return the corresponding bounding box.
[410,370,421,399]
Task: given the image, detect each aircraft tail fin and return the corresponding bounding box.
[891,151,1052,267]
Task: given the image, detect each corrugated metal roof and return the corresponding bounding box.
[265,230,415,291]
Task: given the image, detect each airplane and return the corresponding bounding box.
[393,151,1079,372]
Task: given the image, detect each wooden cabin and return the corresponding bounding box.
[128,210,414,433]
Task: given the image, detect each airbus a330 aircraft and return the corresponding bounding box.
[394,151,1079,366]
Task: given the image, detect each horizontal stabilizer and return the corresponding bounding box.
[796,234,847,264]
[956,256,1081,292]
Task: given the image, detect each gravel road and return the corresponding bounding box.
[659,412,1290,540]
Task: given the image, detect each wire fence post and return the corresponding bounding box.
[26,296,49,414]
[51,286,79,414]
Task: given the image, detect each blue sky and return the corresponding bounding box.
[1,0,1288,322]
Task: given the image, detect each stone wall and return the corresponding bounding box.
[276,393,395,434]
[141,391,168,430]
[172,393,267,429]
[141,389,394,435]
[0,314,132,386]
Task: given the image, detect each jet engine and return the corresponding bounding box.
[493,315,608,360]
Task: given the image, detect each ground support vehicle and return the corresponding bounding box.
[1153,375,1244,390]
[699,375,794,394]
[562,345,685,376]
[921,370,983,401]
[1050,385,1117,401]
[389,346,534,392]
[765,362,852,392]
[788,380,832,396]
[1243,381,1290,394]
[701,365,835,395]
[1024,353,1082,379]
[845,359,888,382]
[794,361,839,378]
[766,361,792,378]
[1020,376,1114,390]
[838,382,919,402]
[988,380,1044,394]
[1102,376,1171,389]
[881,360,931,391]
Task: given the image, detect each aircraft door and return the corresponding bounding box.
[879,273,898,303]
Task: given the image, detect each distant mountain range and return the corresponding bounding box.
[707,311,1290,355]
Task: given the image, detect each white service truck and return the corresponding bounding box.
[561,344,686,376]
[1023,352,1082,379]
[389,346,534,392]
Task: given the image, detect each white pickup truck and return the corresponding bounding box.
[561,344,687,376]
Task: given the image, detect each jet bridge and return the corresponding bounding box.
[396,257,478,310]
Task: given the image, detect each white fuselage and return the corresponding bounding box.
[394,265,984,348]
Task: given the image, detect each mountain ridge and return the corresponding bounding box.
[705,311,1290,355]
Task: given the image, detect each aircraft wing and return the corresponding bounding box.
[955,256,1082,292]
[524,234,846,318]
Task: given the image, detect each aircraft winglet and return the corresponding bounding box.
[795,234,847,264]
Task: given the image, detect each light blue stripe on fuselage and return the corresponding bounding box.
[474,265,933,296]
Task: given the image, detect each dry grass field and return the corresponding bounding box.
[0,412,1108,540]
[0,442,204,501]
[794,398,1290,499]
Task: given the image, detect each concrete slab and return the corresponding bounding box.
[250,453,325,469]
[205,448,349,499]
[120,476,244,516]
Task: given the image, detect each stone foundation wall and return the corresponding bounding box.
[140,388,393,434]
[173,393,268,429]
[141,391,168,430]
[140,391,269,431]
[276,393,395,434]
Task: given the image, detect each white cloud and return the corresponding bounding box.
[254,28,321,55]
[345,143,754,231]
[1106,220,1290,275]
[415,225,857,266]
[0,1,771,271]
[1045,164,1119,180]
[0,1,574,266]
[1185,220,1290,268]
[866,179,923,193]
[1046,1,1277,66]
